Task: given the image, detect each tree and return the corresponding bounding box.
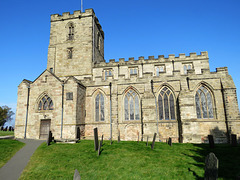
[0,106,14,126]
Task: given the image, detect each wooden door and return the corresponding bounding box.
[40,119,51,139]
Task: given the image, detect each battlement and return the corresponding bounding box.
[95,51,208,67]
[51,8,95,22]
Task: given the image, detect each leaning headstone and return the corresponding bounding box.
[151,133,157,150]
[4,126,8,131]
[47,131,52,146]
[0,126,3,131]
[204,152,218,180]
[168,137,172,146]
[76,127,80,140]
[231,134,237,147]
[208,135,214,148]
[94,128,98,151]
[73,169,81,180]
[146,136,149,146]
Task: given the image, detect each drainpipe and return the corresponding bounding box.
[109,82,112,141]
[60,83,64,139]
[92,16,95,62]
[151,80,158,136]
[24,85,30,139]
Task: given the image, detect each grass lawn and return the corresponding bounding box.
[0,131,14,136]
[0,139,25,168]
[20,140,240,180]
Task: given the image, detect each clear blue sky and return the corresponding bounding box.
[1,0,240,126]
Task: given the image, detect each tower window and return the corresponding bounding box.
[67,48,73,59]
[156,66,165,76]
[68,24,74,40]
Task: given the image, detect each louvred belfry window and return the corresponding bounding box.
[38,95,53,110]
[158,87,175,120]
[195,86,214,119]
[68,24,74,40]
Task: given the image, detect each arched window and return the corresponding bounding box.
[124,89,140,120]
[195,86,214,119]
[38,95,53,110]
[95,93,104,121]
[158,87,175,120]
[68,23,74,40]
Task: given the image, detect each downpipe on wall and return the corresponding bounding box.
[109,82,112,141]
[60,83,64,139]
[151,80,159,137]
[24,85,30,139]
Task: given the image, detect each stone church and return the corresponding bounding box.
[15,9,240,143]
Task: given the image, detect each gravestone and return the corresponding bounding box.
[0,126,3,131]
[98,140,102,156]
[146,136,149,146]
[76,127,80,140]
[118,131,120,143]
[9,126,12,131]
[168,137,172,146]
[47,131,52,146]
[73,169,81,180]
[231,134,237,147]
[208,135,214,148]
[94,128,98,151]
[4,126,8,131]
[12,127,14,131]
[151,133,157,150]
[204,152,218,180]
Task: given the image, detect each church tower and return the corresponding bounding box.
[47,9,104,79]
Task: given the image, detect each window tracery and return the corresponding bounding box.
[68,23,74,40]
[124,89,140,120]
[158,87,175,120]
[38,95,53,110]
[195,86,214,119]
[95,92,104,121]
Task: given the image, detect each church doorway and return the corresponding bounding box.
[39,119,51,139]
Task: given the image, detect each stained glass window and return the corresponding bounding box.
[95,93,104,121]
[38,95,53,110]
[124,89,140,120]
[195,86,214,119]
[158,87,175,120]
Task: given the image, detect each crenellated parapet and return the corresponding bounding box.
[51,9,93,21]
[50,9,104,36]
[94,51,209,67]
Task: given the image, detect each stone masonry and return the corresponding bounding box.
[15,9,240,143]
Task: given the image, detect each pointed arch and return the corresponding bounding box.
[195,83,214,119]
[66,21,75,40]
[123,87,140,121]
[37,93,54,111]
[93,89,106,122]
[158,86,176,120]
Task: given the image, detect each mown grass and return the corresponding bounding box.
[20,140,240,180]
[0,139,25,168]
[0,131,14,136]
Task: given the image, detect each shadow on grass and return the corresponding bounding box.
[185,143,240,179]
